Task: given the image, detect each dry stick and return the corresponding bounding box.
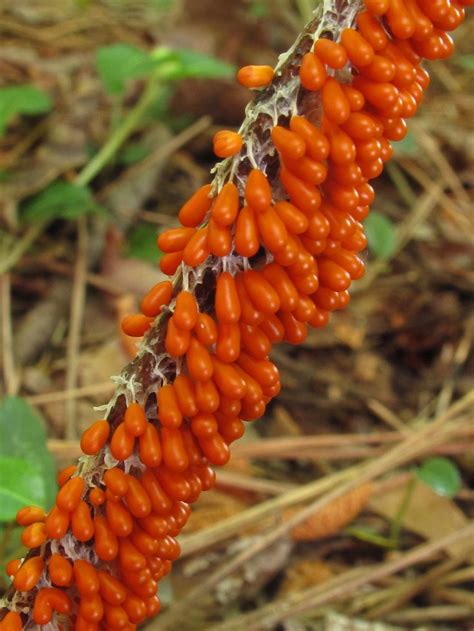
[410,121,471,208]
[44,434,474,470]
[366,398,410,433]
[438,565,474,587]
[365,555,466,619]
[64,216,89,440]
[397,157,466,221]
[386,604,473,624]
[435,321,473,417]
[355,184,442,291]
[97,115,212,202]
[26,381,115,406]
[0,220,48,277]
[158,393,474,630]
[0,273,18,395]
[206,523,474,631]
[179,467,353,557]
[431,587,474,608]
[215,470,294,496]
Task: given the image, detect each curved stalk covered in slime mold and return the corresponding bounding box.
[0,0,471,628]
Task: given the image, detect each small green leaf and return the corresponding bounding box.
[126,224,160,263]
[21,181,99,222]
[0,525,24,586]
[0,85,51,135]
[0,458,48,522]
[96,44,155,95]
[364,211,397,260]
[0,397,56,511]
[119,143,150,165]
[416,457,461,498]
[151,47,236,81]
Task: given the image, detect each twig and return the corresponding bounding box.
[206,523,474,631]
[65,216,89,440]
[397,156,468,223]
[365,555,464,619]
[386,604,473,623]
[214,470,294,495]
[0,273,18,395]
[437,565,474,587]
[356,184,442,290]
[410,120,471,208]
[26,381,115,406]
[365,399,410,433]
[179,467,353,558]
[0,220,48,276]
[430,587,474,608]
[97,115,212,201]
[158,393,473,630]
[435,321,473,417]
[44,427,474,470]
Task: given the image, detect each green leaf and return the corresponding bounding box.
[119,142,150,165]
[364,211,397,260]
[0,458,48,522]
[126,224,160,263]
[21,181,99,222]
[0,85,51,135]
[416,457,461,498]
[153,48,236,81]
[0,525,24,586]
[0,397,56,512]
[96,44,155,95]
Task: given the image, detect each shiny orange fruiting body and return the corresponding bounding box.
[1,1,467,629]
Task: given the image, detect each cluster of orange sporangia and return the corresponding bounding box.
[0,1,469,629]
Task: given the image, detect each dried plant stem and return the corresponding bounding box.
[0,220,48,276]
[365,555,466,619]
[386,604,473,624]
[97,115,212,202]
[44,424,474,471]
[179,396,473,558]
[0,273,18,395]
[26,382,115,405]
[206,523,474,631]
[410,120,471,208]
[158,393,473,630]
[355,183,442,291]
[65,215,89,439]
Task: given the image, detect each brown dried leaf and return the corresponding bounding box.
[370,479,468,557]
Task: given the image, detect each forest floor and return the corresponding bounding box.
[0,1,473,630]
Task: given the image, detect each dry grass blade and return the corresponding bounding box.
[157,392,473,630]
[0,273,18,395]
[205,523,474,631]
[65,216,89,440]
